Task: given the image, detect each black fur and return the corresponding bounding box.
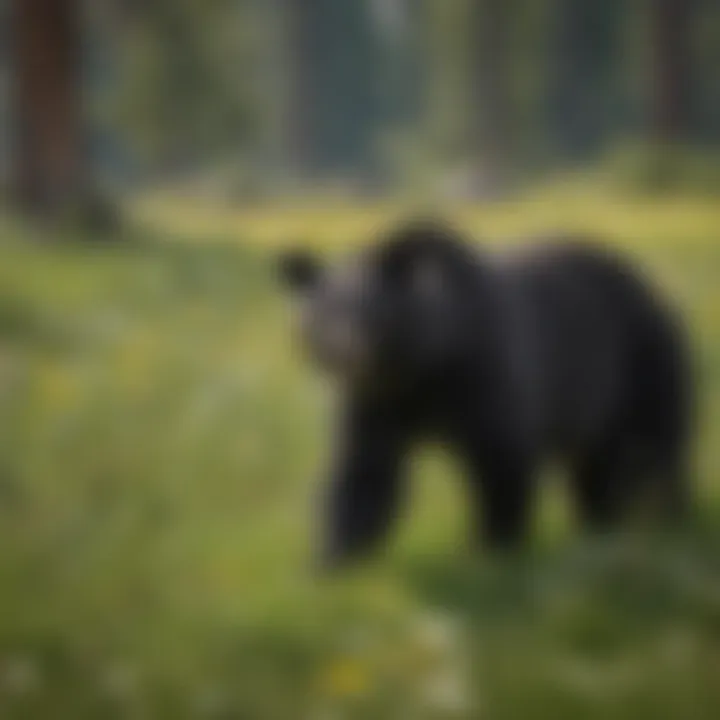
[279,220,694,568]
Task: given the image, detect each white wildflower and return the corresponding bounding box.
[193,686,230,717]
[413,611,463,655]
[0,656,40,695]
[101,661,140,701]
[421,667,472,715]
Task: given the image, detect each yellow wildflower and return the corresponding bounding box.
[36,363,76,411]
[317,657,370,699]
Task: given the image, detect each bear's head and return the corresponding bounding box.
[277,219,476,391]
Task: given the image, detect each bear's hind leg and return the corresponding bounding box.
[571,438,634,533]
[634,440,692,527]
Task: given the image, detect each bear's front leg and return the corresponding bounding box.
[318,404,408,571]
[468,446,536,551]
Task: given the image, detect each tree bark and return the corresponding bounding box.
[11,0,87,217]
[546,0,619,162]
[650,0,692,143]
[283,0,321,183]
[468,0,512,195]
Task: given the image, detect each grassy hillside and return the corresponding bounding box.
[0,191,719,718]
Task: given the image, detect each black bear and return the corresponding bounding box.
[278,220,693,569]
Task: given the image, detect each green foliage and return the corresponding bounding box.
[0,197,719,717]
[604,142,720,195]
[85,0,720,188]
[111,0,258,173]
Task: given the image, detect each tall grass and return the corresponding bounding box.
[0,193,718,718]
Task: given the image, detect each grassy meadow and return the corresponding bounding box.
[0,187,719,718]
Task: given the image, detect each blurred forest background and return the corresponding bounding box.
[1,0,719,220]
[0,2,719,719]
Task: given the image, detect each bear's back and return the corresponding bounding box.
[495,239,655,453]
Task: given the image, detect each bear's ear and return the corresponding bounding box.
[276,249,321,293]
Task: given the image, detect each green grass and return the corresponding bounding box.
[0,193,719,718]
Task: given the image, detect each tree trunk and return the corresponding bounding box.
[11,0,87,217]
[546,0,620,162]
[650,0,692,143]
[468,0,512,195]
[283,0,321,183]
